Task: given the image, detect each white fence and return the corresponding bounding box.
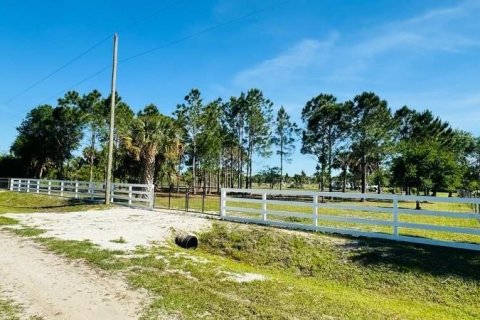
[9,178,154,209]
[220,188,480,251]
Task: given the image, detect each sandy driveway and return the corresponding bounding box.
[0,231,146,319]
[0,208,212,318]
[6,207,212,250]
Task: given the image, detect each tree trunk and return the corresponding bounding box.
[280,141,283,190]
[238,149,242,189]
[361,154,367,194]
[328,129,332,192]
[416,188,421,210]
[230,148,234,188]
[217,152,221,192]
[142,150,156,186]
[192,147,196,194]
[89,130,96,183]
[247,141,253,189]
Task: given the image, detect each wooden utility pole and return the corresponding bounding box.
[105,33,118,204]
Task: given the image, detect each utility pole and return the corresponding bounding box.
[105,33,118,204]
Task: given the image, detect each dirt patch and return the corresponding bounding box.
[222,271,267,283]
[5,207,212,250]
[0,231,147,319]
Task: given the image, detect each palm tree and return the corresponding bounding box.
[123,105,182,186]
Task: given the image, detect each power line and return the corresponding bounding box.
[1,1,289,124]
[39,66,112,105]
[121,1,290,63]
[1,0,184,109]
[42,1,291,102]
[2,35,112,106]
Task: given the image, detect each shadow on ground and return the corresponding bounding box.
[0,198,102,211]
[346,238,480,281]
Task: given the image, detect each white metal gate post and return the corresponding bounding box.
[313,194,318,227]
[262,192,267,221]
[220,189,227,218]
[393,198,399,239]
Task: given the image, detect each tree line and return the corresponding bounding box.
[1,88,479,197]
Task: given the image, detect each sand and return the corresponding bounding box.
[5,207,212,251]
[0,231,147,319]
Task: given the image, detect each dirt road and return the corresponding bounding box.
[0,231,146,319]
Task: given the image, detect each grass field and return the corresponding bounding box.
[1,192,480,319]
[0,191,110,214]
[3,221,480,319]
[0,292,22,320]
[0,194,480,319]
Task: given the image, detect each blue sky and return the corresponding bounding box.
[1,0,479,175]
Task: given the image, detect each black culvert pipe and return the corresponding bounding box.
[175,234,198,249]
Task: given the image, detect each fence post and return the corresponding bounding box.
[313,194,318,228]
[220,189,226,218]
[27,179,30,193]
[75,182,79,199]
[128,185,133,205]
[89,183,94,201]
[185,188,190,212]
[60,181,64,197]
[393,198,399,239]
[9,178,13,191]
[262,192,267,221]
[48,181,51,195]
[110,184,114,204]
[36,180,40,193]
[18,179,21,191]
[202,187,206,214]
[149,184,155,209]
[168,186,172,210]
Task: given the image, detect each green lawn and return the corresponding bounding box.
[0,191,110,214]
[0,293,21,320]
[2,192,480,319]
[4,221,480,319]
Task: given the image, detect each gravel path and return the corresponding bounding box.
[0,231,146,320]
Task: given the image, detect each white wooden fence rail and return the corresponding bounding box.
[9,178,154,209]
[220,188,480,251]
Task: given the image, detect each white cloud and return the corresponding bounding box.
[231,1,480,90]
[233,33,339,88]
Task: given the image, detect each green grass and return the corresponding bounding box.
[7,220,480,319]
[0,294,21,320]
[110,236,127,244]
[37,238,127,271]
[2,191,479,318]
[0,216,18,225]
[0,191,110,214]
[10,227,46,237]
